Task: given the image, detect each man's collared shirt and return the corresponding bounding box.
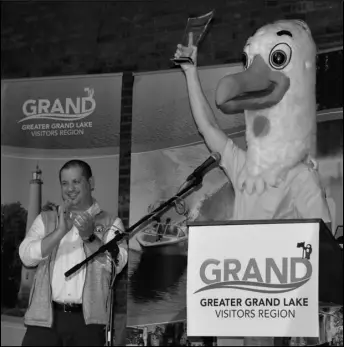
[19,201,127,304]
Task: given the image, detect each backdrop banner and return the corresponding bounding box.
[1,73,123,345]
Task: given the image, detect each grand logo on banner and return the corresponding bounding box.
[1,75,122,152]
[18,88,95,137]
[187,222,320,337]
[20,87,95,121]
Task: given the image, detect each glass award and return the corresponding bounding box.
[171,10,215,65]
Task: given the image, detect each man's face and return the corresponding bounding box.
[60,166,93,210]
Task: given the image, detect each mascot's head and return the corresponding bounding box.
[215,20,317,194]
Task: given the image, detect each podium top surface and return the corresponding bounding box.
[187,218,324,227]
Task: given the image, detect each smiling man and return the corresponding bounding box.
[19,159,128,346]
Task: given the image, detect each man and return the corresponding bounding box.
[19,159,128,346]
[152,216,164,242]
[174,24,331,346]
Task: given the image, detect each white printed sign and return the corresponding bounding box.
[187,221,320,337]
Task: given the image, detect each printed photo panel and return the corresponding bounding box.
[126,64,247,345]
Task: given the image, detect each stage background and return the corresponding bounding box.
[1,1,342,346]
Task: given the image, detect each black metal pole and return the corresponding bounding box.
[106,251,117,346]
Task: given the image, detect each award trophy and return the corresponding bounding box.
[171,10,215,65]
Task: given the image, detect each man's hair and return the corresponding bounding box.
[59,159,93,181]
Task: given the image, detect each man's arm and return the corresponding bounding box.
[184,67,228,155]
[41,205,71,258]
[19,207,70,266]
[40,227,67,258]
[19,214,46,267]
[176,34,227,154]
[176,34,246,183]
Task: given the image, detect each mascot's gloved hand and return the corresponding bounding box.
[174,32,198,71]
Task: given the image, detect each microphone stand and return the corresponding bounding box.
[64,174,204,346]
[106,247,118,347]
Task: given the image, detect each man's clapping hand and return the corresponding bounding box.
[72,211,95,240]
[57,199,73,235]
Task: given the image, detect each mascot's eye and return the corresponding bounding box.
[269,43,292,70]
[272,51,286,65]
[242,52,249,69]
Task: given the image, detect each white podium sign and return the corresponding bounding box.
[187,221,320,337]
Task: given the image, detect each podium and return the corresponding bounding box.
[186,219,343,345]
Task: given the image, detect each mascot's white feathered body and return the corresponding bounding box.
[216,20,317,195]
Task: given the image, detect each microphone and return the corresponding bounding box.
[186,152,221,181]
[94,218,125,242]
[100,220,126,266]
[105,219,125,238]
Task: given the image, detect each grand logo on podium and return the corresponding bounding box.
[195,242,313,295]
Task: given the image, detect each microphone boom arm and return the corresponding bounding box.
[65,175,204,278]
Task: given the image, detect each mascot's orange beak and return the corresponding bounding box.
[215,55,290,114]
